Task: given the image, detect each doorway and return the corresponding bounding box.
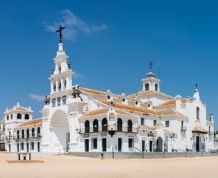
[142,140,145,152]
[156,137,163,152]
[118,138,122,152]
[196,136,201,152]
[149,141,153,152]
[85,139,89,152]
[37,142,40,152]
[102,138,107,152]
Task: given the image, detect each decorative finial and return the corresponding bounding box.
[56,25,65,43]
[195,83,198,90]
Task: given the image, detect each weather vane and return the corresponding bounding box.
[56,25,65,43]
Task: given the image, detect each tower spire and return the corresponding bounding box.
[149,61,153,72]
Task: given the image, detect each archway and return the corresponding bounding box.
[49,110,70,153]
[156,137,163,152]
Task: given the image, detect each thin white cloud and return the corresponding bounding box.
[44,9,107,40]
[29,94,44,102]
[74,71,83,79]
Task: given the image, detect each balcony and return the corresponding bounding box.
[13,134,42,141]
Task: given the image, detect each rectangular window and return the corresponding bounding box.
[181,121,184,129]
[31,142,34,150]
[21,143,24,150]
[52,99,56,107]
[165,121,170,127]
[91,138,98,149]
[57,97,61,106]
[128,138,134,148]
[62,96,66,105]
[141,118,144,125]
[153,120,157,126]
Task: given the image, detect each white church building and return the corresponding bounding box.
[1,29,216,154]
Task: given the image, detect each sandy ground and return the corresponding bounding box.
[0,153,218,178]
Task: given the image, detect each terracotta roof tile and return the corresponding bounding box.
[192,125,208,134]
[84,108,109,116]
[130,90,174,99]
[161,100,176,106]
[16,118,42,129]
[83,107,134,117]
[113,103,156,115]
[79,87,106,96]
[138,124,156,131]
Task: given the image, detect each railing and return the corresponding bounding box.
[135,147,144,158]
[13,134,42,140]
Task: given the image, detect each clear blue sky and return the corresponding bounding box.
[0,0,218,129]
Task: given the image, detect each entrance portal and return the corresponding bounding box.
[156,137,163,152]
[49,110,70,153]
[102,138,107,152]
[85,139,89,152]
[196,136,201,152]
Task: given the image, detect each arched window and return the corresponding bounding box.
[37,127,40,136]
[53,82,56,92]
[58,81,61,91]
[196,107,200,120]
[21,129,24,138]
[32,128,35,137]
[117,118,123,132]
[64,79,67,89]
[58,65,61,73]
[93,119,98,133]
[85,120,90,133]
[26,129,29,138]
[17,113,22,119]
[145,84,149,91]
[17,130,20,139]
[25,114,29,120]
[128,120,133,133]
[155,84,158,91]
[102,118,107,132]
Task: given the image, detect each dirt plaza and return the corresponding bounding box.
[0,153,218,178]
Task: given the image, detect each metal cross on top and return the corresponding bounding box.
[149,61,153,71]
[56,25,65,43]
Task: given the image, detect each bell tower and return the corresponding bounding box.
[142,62,160,92]
[50,25,74,95]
